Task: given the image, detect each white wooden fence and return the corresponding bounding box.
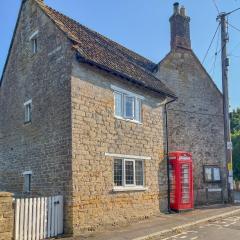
[14,195,63,240]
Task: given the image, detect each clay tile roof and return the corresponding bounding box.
[36,1,176,98]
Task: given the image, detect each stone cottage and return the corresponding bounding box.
[0,0,227,235]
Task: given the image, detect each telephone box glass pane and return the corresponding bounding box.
[170,164,175,204]
[181,164,190,203]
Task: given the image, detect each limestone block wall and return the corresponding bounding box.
[70,61,167,234]
[156,49,228,204]
[0,1,74,233]
[0,192,14,240]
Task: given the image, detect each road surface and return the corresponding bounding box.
[157,214,240,240]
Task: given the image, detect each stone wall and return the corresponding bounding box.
[70,60,167,234]
[0,192,14,240]
[0,0,74,233]
[156,49,228,204]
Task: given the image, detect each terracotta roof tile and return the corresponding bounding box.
[36,1,176,98]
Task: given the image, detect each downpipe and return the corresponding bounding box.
[164,98,177,214]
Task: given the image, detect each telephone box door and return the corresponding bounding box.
[169,152,194,211]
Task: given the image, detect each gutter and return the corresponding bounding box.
[164,97,177,213]
[75,53,177,100]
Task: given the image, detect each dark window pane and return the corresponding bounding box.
[135,160,143,185]
[23,174,31,193]
[114,159,123,186]
[125,161,134,185]
[32,38,38,53]
[25,103,32,123]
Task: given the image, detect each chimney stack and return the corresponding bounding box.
[169,3,191,50]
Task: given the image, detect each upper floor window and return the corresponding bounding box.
[112,86,143,123]
[32,38,38,54]
[29,30,39,54]
[24,99,32,124]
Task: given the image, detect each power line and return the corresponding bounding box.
[212,0,220,13]
[229,54,240,58]
[210,27,221,76]
[228,22,240,33]
[202,23,220,64]
[226,7,240,16]
[228,41,240,55]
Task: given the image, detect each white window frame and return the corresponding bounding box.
[23,171,32,193]
[112,85,143,123]
[113,158,147,192]
[30,30,39,54]
[24,99,32,123]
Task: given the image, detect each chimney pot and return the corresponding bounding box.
[180,6,186,16]
[173,2,180,14]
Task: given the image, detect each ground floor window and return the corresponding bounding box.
[23,171,32,193]
[114,159,144,187]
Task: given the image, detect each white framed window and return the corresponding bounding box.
[30,30,39,54]
[23,171,32,193]
[24,99,32,123]
[113,86,143,123]
[114,158,144,188]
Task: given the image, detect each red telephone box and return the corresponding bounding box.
[169,151,194,211]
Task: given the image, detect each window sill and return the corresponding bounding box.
[114,116,142,124]
[113,186,148,192]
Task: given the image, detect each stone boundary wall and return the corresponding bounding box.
[0,192,14,240]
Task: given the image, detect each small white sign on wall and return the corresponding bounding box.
[227,141,233,150]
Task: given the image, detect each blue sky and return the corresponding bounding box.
[1,0,239,109]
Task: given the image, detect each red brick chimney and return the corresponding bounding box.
[169,2,191,50]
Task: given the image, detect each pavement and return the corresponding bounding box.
[154,214,240,240]
[234,191,240,203]
[60,204,240,240]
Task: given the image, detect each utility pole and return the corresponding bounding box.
[218,13,233,202]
